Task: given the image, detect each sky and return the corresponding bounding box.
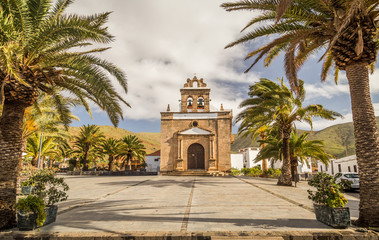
[67,0,379,133]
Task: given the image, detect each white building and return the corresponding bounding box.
[239,147,261,168]
[236,147,311,173]
[231,153,243,170]
[145,150,160,173]
[318,155,358,175]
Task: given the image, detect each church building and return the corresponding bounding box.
[160,76,232,173]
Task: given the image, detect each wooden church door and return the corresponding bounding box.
[187,143,205,170]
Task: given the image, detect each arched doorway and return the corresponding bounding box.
[187,143,205,170]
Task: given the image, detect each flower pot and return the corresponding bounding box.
[313,203,350,228]
[17,212,37,231]
[44,205,58,226]
[21,186,34,195]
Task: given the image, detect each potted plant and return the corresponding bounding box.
[29,169,69,226]
[16,195,46,230]
[21,178,35,195]
[307,172,351,228]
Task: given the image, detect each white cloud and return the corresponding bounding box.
[369,68,379,93]
[67,0,257,120]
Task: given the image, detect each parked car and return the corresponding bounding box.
[336,172,359,190]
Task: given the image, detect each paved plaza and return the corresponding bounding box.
[2,175,373,239]
[42,175,347,232]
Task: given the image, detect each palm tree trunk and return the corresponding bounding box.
[0,101,28,229]
[108,155,114,171]
[346,62,379,227]
[290,157,298,181]
[260,132,268,171]
[31,157,38,167]
[127,156,132,171]
[83,144,90,171]
[278,129,292,186]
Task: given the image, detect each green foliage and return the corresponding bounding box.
[249,167,262,177]
[221,0,378,84]
[231,168,241,176]
[73,124,105,170]
[241,167,251,175]
[16,195,46,227]
[29,169,69,206]
[307,172,350,208]
[239,166,281,178]
[235,78,340,184]
[0,0,129,126]
[262,168,281,178]
[21,178,35,187]
[118,135,146,170]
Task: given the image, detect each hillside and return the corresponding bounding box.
[68,126,160,154]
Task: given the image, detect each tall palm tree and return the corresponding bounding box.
[25,133,57,167]
[221,0,379,227]
[257,128,332,180]
[101,138,121,171]
[236,78,340,186]
[73,125,105,171]
[119,135,146,171]
[0,0,129,228]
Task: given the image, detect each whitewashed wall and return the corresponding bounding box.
[231,153,243,170]
[318,155,358,175]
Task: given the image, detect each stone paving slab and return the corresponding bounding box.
[188,177,328,231]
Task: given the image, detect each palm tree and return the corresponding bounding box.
[73,125,105,171]
[236,78,340,186]
[289,129,332,180]
[0,0,129,228]
[119,135,146,171]
[22,92,77,161]
[221,0,378,227]
[101,138,121,171]
[256,128,332,180]
[25,133,58,167]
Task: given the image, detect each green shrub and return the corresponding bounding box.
[250,167,262,177]
[273,169,282,178]
[241,168,250,175]
[16,195,46,227]
[231,168,241,176]
[29,169,69,206]
[307,172,349,208]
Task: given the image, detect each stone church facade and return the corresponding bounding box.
[160,76,232,173]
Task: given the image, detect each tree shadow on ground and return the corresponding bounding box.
[40,199,330,233]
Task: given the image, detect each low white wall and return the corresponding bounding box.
[145,156,160,172]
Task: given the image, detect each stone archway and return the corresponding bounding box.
[187,143,205,170]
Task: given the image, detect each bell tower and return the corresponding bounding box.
[180,76,210,112]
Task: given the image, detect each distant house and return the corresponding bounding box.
[318,155,358,175]
[145,150,160,173]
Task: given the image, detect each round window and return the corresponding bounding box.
[192,121,198,127]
